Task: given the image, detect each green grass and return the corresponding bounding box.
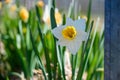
[0,0,104,80]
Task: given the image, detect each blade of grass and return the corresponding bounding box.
[76,21,94,80]
[29,28,48,80]
[71,54,78,80]
[87,36,104,80]
[58,45,66,80]
[5,38,29,78]
[50,8,57,29]
[36,6,52,80]
[68,0,75,18]
[43,34,53,79]
[86,17,101,80]
[50,8,58,79]
[62,14,66,25]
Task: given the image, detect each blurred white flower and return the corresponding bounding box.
[43,5,62,26]
[52,18,88,54]
[5,0,12,4]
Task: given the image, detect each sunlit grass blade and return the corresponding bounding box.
[68,0,75,18]
[87,36,104,80]
[52,0,56,8]
[50,7,58,79]
[71,54,78,80]
[76,21,94,80]
[43,34,52,79]
[18,20,24,43]
[58,45,66,80]
[29,28,48,80]
[36,6,52,80]
[85,17,103,80]
[79,18,98,80]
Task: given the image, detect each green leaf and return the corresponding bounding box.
[50,8,57,29]
[68,0,75,18]
[36,6,52,79]
[29,28,48,80]
[76,21,94,80]
[50,7,58,79]
[86,0,92,32]
[62,14,66,25]
[58,46,66,80]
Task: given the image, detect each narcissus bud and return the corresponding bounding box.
[37,1,44,7]
[0,2,2,9]
[19,7,29,22]
[5,0,11,4]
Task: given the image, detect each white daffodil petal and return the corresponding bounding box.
[74,19,86,31]
[76,30,88,41]
[57,39,70,46]
[66,18,74,25]
[52,26,65,40]
[67,41,82,55]
[43,5,49,22]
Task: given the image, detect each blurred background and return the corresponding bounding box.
[19,0,104,30]
[19,0,104,15]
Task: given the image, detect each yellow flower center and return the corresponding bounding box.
[62,26,77,40]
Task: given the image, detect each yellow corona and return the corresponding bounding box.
[62,26,77,40]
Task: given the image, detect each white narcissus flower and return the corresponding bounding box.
[52,18,88,55]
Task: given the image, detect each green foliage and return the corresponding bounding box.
[0,0,104,80]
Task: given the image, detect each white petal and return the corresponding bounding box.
[55,8,59,13]
[52,26,65,40]
[67,41,82,55]
[66,18,74,26]
[57,39,70,46]
[43,5,49,22]
[76,30,88,41]
[74,19,86,31]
